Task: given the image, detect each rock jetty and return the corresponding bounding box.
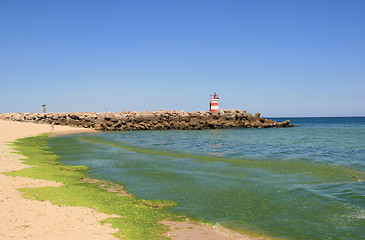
[0,110,294,131]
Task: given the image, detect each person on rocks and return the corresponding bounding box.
[42,104,46,113]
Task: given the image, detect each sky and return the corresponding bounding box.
[1,0,364,117]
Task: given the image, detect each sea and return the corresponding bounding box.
[48,117,365,240]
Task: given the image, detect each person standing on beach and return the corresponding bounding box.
[42,104,46,113]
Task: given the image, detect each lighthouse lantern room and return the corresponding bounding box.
[209,92,219,112]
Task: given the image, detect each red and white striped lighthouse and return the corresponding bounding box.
[209,92,219,112]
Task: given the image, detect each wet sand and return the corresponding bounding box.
[0,120,233,240]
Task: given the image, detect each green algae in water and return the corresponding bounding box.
[6,134,182,240]
[47,127,365,240]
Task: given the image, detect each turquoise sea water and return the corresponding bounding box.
[48,117,365,239]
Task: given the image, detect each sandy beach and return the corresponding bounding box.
[0,119,233,240]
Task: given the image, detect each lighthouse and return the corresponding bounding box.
[209,92,219,112]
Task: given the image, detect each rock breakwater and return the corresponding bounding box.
[0,110,294,131]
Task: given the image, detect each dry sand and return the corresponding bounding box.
[0,120,234,240]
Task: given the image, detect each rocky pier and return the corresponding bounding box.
[0,110,295,131]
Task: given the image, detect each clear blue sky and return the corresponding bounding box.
[1,0,364,117]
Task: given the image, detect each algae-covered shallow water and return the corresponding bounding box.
[48,117,365,239]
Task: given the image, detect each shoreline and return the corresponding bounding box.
[0,119,236,240]
[0,120,117,240]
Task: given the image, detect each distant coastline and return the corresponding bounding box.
[0,110,295,131]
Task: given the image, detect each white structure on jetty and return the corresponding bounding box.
[209,92,219,112]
